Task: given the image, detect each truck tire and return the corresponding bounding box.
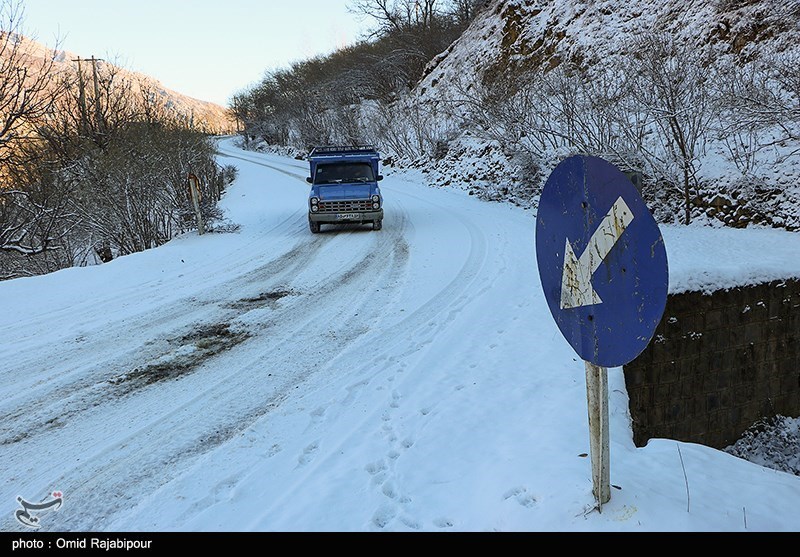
[373,220,382,231]
[309,219,321,234]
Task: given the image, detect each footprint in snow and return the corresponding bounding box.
[365,459,387,476]
[372,504,397,529]
[381,481,398,500]
[503,486,537,508]
[297,441,319,466]
[433,517,453,529]
[309,406,327,426]
[343,380,368,403]
[399,515,421,530]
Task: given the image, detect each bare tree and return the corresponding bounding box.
[0,0,76,263]
[0,3,232,279]
[349,0,443,36]
[0,0,62,172]
[350,93,455,162]
[69,59,139,148]
[691,46,800,228]
[232,0,483,149]
[447,0,485,27]
[0,187,76,257]
[348,0,468,90]
[68,124,225,259]
[719,50,800,162]
[0,137,80,271]
[618,33,717,225]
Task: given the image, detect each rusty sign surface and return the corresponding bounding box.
[535,155,668,367]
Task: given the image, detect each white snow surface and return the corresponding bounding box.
[1,137,799,532]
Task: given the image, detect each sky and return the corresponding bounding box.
[19,0,369,106]
[1,137,799,533]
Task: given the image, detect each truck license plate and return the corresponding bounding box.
[336,213,360,220]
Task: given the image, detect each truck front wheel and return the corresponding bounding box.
[309,219,321,234]
[373,220,382,231]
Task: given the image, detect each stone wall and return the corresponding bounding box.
[623,279,800,449]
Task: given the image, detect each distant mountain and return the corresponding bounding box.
[12,34,236,134]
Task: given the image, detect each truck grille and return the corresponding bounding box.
[318,200,372,213]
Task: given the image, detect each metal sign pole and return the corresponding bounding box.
[585,361,610,508]
[536,155,668,513]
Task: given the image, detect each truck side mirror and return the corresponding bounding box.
[377,175,383,181]
[306,177,313,184]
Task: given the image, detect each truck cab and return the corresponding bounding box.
[306,146,384,233]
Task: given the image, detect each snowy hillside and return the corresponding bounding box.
[419,0,800,88]
[398,0,800,229]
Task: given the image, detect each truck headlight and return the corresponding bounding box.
[371,195,380,203]
[372,202,380,209]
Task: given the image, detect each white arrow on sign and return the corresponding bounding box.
[560,196,634,310]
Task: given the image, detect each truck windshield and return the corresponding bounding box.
[314,162,375,184]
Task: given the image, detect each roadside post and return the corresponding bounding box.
[188,173,205,235]
[535,155,669,509]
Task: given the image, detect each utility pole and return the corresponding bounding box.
[90,56,105,135]
[72,58,88,135]
[72,56,105,136]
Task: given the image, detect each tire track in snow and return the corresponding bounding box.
[216,149,308,182]
[243,179,496,531]
[0,148,331,443]
[0,145,308,369]
[0,164,413,531]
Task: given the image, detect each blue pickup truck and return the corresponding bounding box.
[306,145,384,233]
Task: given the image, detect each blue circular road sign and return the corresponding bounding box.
[535,155,669,367]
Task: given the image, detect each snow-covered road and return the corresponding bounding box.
[2,137,799,532]
[0,138,549,531]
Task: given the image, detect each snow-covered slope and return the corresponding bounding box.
[419,0,800,101]
[405,0,800,229]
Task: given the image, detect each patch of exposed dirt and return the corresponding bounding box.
[224,289,295,310]
[108,322,251,394]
